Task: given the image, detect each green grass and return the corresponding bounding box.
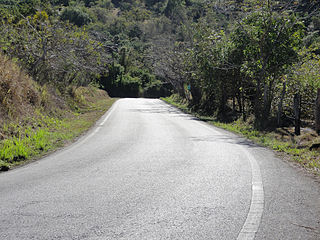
[162,95,320,175]
[0,97,117,171]
[209,120,319,173]
[162,95,190,113]
[161,94,215,122]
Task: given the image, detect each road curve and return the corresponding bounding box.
[0,98,319,240]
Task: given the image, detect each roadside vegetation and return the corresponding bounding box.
[0,0,172,98]
[0,97,116,171]
[158,0,320,175]
[0,52,116,171]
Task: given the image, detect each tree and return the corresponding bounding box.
[1,10,111,89]
[60,6,92,27]
[164,0,187,23]
[232,7,304,128]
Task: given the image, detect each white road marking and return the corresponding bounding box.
[194,121,264,240]
[236,145,264,240]
[78,100,118,144]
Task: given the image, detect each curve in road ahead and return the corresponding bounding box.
[0,98,319,240]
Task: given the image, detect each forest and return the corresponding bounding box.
[1,0,320,130]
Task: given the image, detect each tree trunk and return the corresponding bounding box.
[242,100,246,122]
[294,93,301,136]
[218,90,227,119]
[177,84,185,98]
[236,92,242,113]
[262,82,273,128]
[315,88,320,135]
[277,81,286,127]
[232,96,236,112]
[239,90,246,121]
[190,80,201,107]
[254,89,263,128]
[254,69,265,128]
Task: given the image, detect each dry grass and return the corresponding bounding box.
[0,53,40,121]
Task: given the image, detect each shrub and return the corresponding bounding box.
[60,6,92,26]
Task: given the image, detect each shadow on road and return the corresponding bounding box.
[128,101,260,149]
[189,135,258,148]
[129,106,200,121]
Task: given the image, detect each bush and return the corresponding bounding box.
[116,73,141,97]
[60,6,92,26]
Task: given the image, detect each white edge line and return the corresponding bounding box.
[77,100,118,145]
[237,145,264,240]
[194,121,264,240]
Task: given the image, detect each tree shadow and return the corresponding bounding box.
[129,102,261,149]
[129,105,200,121]
[189,135,258,148]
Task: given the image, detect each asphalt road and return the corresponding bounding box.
[0,98,319,240]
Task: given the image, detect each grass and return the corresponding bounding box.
[162,94,190,114]
[162,95,320,175]
[0,93,117,171]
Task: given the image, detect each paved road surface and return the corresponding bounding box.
[0,98,319,240]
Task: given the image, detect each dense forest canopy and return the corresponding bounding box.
[1,0,320,128]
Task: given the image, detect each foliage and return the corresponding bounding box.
[1,0,320,130]
[1,10,109,90]
[232,9,304,127]
[0,0,42,19]
[284,48,320,119]
[159,1,312,129]
[60,6,92,27]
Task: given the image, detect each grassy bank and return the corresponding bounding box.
[0,87,116,171]
[162,95,320,175]
[0,53,117,171]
